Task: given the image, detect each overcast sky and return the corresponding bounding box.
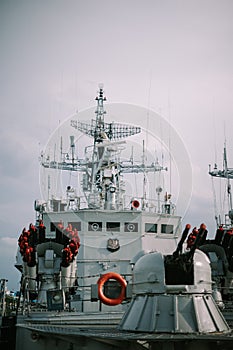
[1,0,233,290]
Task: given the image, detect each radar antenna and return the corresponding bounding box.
[70,85,141,142]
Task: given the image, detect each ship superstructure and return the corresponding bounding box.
[40,84,170,212]
[209,144,233,229]
[204,145,233,327]
[14,86,182,318]
[2,86,233,350]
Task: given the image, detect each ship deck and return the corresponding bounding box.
[17,323,233,344]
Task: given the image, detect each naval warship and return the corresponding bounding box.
[1,86,233,349]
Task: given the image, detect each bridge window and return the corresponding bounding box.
[124,223,138,232]
[107,222,120,232]
[88,222,102,232]
[161,224,173,234]
[145,223,157,233]
[68,221,81,231]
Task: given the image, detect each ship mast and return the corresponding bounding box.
[209,143,233,226]
[90,85,107,191]
[94,83,106,139]
[41,85,168,211]
[223,145,233,211]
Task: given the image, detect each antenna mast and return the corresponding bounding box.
[209,142,233,226]
[41,85,168,211]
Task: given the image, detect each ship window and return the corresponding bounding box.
[161,224,173,234]
[50,222,56,231]
[106,222,120,232]
[145,223,157,233]
[50,222,61,232]
[88,222,102,232]
[50,222,69,244]
[124,222,138,232]
[68,222,81,231]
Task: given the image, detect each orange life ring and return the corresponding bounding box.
[97,272,127,306]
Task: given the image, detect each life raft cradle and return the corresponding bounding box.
[18,222,80,267]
